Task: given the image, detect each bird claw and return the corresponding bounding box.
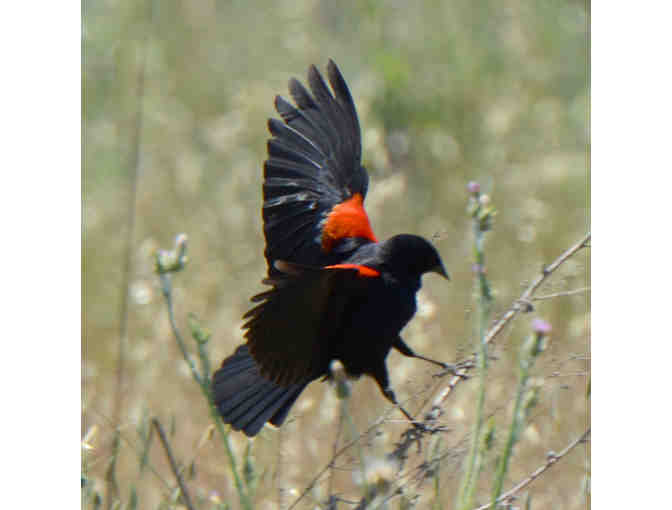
[405,420,446,440]
[411,420,430,433]
[433,362,470,380]
[401,423,427,450]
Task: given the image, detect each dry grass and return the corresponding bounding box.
[82,1,590,508]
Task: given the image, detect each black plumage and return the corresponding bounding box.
[212,61,449,437]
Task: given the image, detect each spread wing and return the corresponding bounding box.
[242,264,378,386]
[262,60,377,275]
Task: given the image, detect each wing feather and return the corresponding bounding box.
[262,61,375,273]
[244,266,368,385]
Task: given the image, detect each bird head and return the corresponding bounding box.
[380,234,449,281]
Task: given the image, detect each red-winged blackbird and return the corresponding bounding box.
[213,60,450,437]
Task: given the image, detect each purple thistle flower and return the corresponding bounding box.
[467,181,481,194]
[532,318,552,335]
[471,263,485,274]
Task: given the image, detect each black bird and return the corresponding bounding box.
[212,60,450,437]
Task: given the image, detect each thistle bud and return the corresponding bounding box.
[155,233,189,274]
[467,181,481,194]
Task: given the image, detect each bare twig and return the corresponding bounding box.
[87,408,173,491]
[532,287,590,301]
[435,232,591,407]
[288,409,398,510]
[483,233,590,346]
[292,387,449,509]
[151,418,196,510]
[548,371,589,378]
[473,428,590,510]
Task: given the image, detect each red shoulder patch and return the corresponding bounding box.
[321,193,377,252]
[325,264,380,278]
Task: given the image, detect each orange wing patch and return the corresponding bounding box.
[325,264,381,278]
[321,193,377,252]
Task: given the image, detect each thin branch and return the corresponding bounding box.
[532,286,590,301]
[287,408,399,510]
[152,418,196,510]
[473,428,590,510]
[548,371,589,378]
[486,233,590,344]
[88,407,172,491]
[434,232,591,407]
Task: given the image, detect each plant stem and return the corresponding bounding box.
[456,199,494,510]
[491,347,531,503]
[159,270,252,510]
[152,418,196,510]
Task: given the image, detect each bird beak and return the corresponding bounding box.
[430,264,450,280]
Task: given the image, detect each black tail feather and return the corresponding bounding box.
[212,344,309,437]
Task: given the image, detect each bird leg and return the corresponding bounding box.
[393,336,464,378]
[382,387,427,430]
[371,362,426,431]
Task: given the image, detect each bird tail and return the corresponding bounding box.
[212,344,308,437]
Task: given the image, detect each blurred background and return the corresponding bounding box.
[83,0,589,508]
